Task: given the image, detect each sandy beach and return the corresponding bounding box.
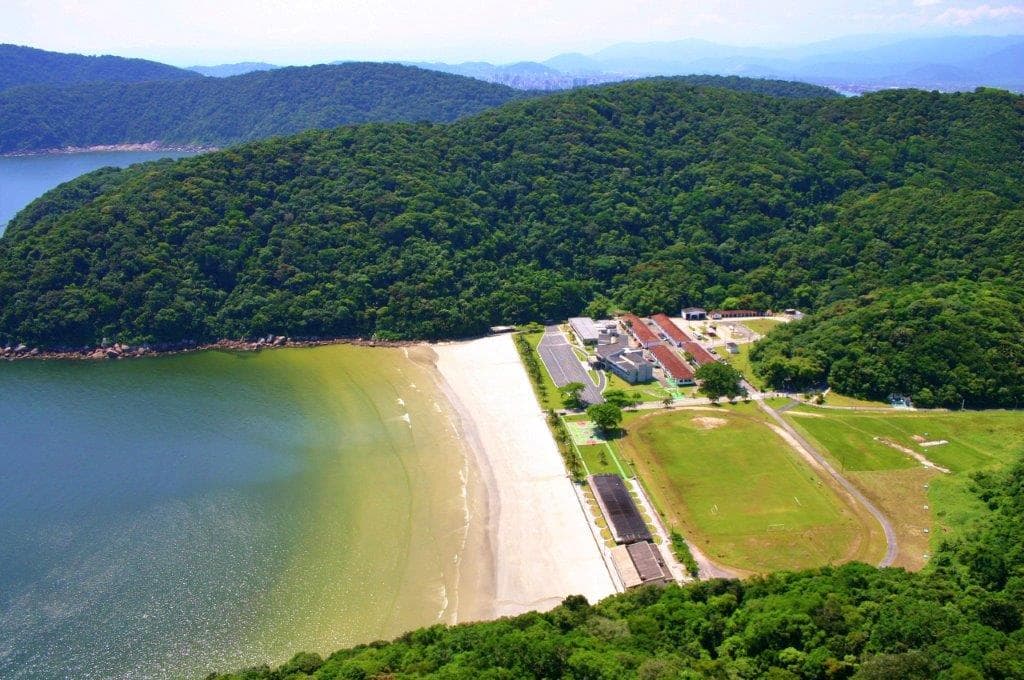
[430,334,617,619]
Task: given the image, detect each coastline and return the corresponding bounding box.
[431,335,617,617]
[1,335,420,361]
[1,142,217,158]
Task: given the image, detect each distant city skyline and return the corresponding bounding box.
[2,0,1023,65]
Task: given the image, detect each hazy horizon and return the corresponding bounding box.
[3,0,1023,66]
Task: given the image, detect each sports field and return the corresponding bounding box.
[785,407,1024,569]
[619,404,871,574]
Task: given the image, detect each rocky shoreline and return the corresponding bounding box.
[1,335,419,361]
[1,142,217,158]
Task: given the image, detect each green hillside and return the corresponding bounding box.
[0,81,1020,366]
[751,282,1024,407]
[0,62,527,153]
[0,43,199,92]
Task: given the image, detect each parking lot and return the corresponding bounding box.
[537,326,604,405]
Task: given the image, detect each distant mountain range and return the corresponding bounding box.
[0,44,199,92]
[188,62,277,78]
[184,34,1023,93]
[422,34,1024,92]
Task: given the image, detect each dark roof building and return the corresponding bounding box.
[588,473,652,544]
[626,541,673,585]
[681,307,707,320]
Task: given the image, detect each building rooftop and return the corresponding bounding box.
[568,317,600,343]
[589,473,652,545]
[683,341,717,366]
[621,314,660,346]
[626,541,672,584]
[651,313,690,345]
[651,345,694,382]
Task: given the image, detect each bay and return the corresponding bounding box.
[0,151,198,235]
[0,345,476,679]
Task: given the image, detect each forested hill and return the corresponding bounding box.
[0,70,836,154]
[221,455,1024,678]
[0,63,527,153]
[0,81,1021,359]
[0,44,198,92]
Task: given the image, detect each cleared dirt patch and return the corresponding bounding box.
[693,416,727,430]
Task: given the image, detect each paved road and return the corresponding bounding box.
[537,325,603,405]
[757,398,899,568]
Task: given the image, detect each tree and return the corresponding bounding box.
[587,403,623,434]
[695,362,745,402]
[603,389,642,409]
[560,382,586,410]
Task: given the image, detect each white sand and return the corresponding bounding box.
[433,334,617,618]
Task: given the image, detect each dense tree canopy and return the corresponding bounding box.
[0,63,528,153]
[0,43,199,93]
[750,282,1024,408]
[0,80,1020,373]
[204,454,1024,679]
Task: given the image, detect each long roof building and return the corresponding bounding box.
[683,340,718,366]
[651,313,689,347]
[621,314,660,348]
[651,344,694,383]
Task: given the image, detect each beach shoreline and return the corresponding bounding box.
[430,335,617,618]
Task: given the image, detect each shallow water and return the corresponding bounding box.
[0,346,474,679]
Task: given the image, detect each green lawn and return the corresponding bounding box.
[785,407,1024,561]
[722,342,764,391]
[740,318,784,335]
[619,405,870,573]
[604,371,672,402]
[820,392,890,408]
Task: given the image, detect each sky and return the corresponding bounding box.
[2,0,1023,65]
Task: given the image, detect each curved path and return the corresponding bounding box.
[757,398,898,568]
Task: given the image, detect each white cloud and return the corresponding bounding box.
[934,3,1024,25]
[913,0,942,6]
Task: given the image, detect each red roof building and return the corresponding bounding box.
[651,345,695,385]
[621,314,660,348]
[682,341,717,366]
[651,313,690,347]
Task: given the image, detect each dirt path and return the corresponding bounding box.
[875,437,952,473]
[758,400,898,568]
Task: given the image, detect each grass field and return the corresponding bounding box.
[820,392,891,408]
[520,331,564,411]
[604,371,672,402]
[739,318,784,335]
[619,404,871,574]
[721,343,764,391]
[785,407,1024,568]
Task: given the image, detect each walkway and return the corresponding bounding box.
[757,399,898,568]
[537,325,603,405]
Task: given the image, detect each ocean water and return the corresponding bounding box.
[0,151,197,234]
[0,346,474,679]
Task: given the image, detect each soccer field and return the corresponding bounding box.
[620,404,875,574]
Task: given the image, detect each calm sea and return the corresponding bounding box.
[0,151,197,235]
